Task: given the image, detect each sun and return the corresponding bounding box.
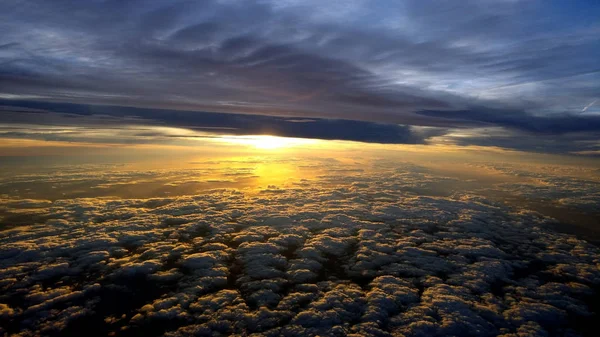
[214,135,317,150]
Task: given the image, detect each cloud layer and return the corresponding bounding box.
[1,160,599,336]
[1,0,600,152]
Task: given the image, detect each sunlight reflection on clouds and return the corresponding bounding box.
[1,158,599,336]
[1,143,599,336]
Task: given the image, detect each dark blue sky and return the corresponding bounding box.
[0,0,599,153]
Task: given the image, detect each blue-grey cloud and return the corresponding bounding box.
[0,0,599,152]
[418,108,600,134]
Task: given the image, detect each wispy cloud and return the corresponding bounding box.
[0,0,599,152]
[582,99,597,112]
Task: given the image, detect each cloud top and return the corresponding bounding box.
[1,160,599,336]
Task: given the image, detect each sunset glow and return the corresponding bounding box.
[213,135,319,150]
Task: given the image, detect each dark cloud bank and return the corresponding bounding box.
[2,99,600,153]
[0,99,424,144]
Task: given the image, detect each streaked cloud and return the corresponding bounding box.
[1,0,599,152]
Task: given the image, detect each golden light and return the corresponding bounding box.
[213,135,318,150]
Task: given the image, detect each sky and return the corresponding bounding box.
[1,0,600,154]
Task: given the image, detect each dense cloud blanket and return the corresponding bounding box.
[1,167,599,337]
